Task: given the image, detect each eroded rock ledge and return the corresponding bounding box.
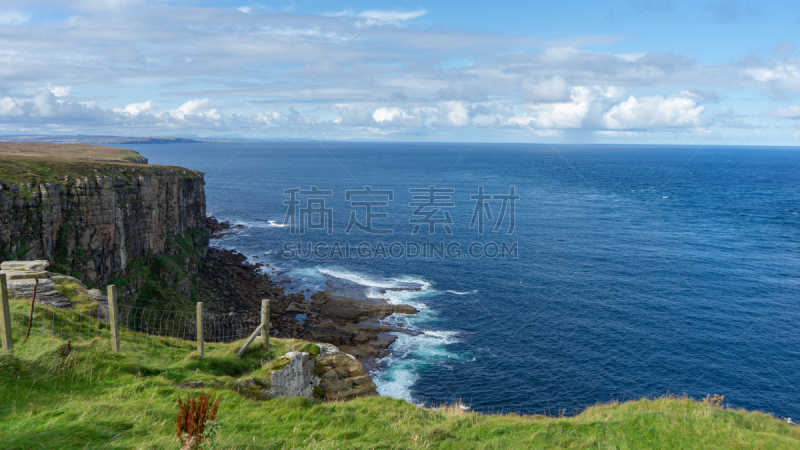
[231,344,378,401]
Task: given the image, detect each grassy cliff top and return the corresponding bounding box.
[0,302,797,449]
[0,142,202,187]
[0,142,147,163]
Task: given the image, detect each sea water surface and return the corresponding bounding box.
[123,142,800,418]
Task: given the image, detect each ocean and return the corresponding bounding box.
[121,142,800,418]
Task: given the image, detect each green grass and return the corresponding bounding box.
[0,304,797,449]
[0,149,202,188]
[0,142,148,164]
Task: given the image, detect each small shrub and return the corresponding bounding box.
[703,394,725,409]
[199,420,222,450]
[176,392,221,450]
[313,386,325,400]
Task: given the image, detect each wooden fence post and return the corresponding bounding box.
[261,298,269,350]
[196,302,204,357]
[237,323,264,358]
[0,274,13,356]
[107,285,120,353]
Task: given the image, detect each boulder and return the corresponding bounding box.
[85,288,107,301]
[392,304,419,314]
[1,260,49,271]
[4,278,70,307]
[176,381,203,389]
[263,346,377,401]
[314,344,378,401]
[269,352,318,400]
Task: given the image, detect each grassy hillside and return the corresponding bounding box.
[0,142,203,188]
[0,303,797,449]
[0,142,147,163]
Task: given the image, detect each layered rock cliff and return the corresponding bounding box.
[0,156,207,288]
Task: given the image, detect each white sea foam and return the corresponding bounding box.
[372,359,419,402]
[210,260,456,403]
[373,329,462,402]
[304,266,461,403]
[317,267,429,290]
[219,217,288,229]
[282,266,329,294]
[446,290,478,295]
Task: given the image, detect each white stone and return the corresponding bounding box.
[1,260,49,271]
[269,352,319,400]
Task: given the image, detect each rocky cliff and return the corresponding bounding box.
[0,154,207,288]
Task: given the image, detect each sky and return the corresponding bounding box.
[1,0,800,144]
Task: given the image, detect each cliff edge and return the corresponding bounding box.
[0,144,206,287]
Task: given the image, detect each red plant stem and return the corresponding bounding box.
[23,278,38,343]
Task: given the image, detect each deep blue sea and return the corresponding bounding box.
[122,142,800,418]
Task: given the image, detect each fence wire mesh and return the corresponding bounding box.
[12,301,105,360]
[7,297,263,363]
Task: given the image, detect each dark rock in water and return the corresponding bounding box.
[392,304,418,314]
[308,325,356,346]
[206,216,246,239]
[278,290,418,368]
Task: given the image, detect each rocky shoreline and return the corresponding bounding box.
[203,216,419,371]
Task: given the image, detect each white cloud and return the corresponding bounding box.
[50,86,71,97]
[526,87,594,128]
[257,111,282,126]
[769,105,800,118]
[0,2,793,141]
[169,99,221,120]
[524,76,570,103]
[438,101,470,127]
[33,90,57,117]
[0,11,29,25]
[114,100,160,116]
[511,86,623,129]
[373,107,406,122]
[357,10,426,26]
[745,61,800,93]
[438,81,487,102]
[603,92,705,129]
[255,108,316,127]
[0,97,23,117]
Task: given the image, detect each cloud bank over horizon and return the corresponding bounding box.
[0,0,799,144]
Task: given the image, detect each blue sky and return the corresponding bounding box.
[1,0,800,144]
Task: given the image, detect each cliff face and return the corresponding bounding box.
[0,165,207,286]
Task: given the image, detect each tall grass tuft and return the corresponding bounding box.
[176,392,220,449]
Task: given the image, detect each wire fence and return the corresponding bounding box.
[12,304,104,359]
[7,297,263,363]
[118,304,261,361]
